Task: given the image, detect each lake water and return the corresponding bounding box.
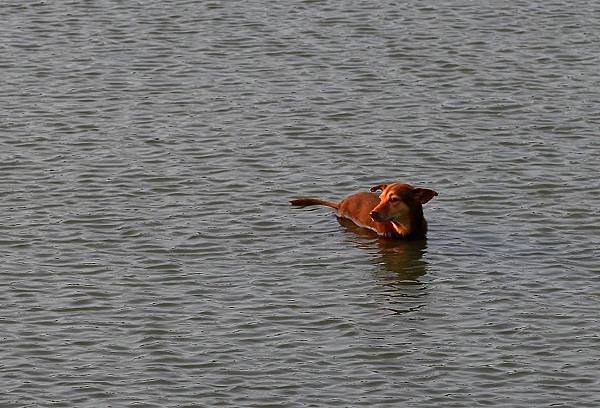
[2,1,599,406]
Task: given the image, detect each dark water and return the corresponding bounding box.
[2,1,600,406]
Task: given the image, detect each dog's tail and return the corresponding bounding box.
[289,198,339,209]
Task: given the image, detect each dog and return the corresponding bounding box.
[290,182,437,239]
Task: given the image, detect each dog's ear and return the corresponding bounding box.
[412,188,438,204]
[370,184,388,192]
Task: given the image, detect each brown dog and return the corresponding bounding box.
[290,183,438,239]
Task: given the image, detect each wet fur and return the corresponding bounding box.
[290,182,437,240]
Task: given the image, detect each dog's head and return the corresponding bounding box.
[369,183,437,223]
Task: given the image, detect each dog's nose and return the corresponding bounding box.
[370,211,381,221]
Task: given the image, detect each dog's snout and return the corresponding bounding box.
[370,210,382,221]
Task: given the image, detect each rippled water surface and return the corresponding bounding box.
[2,1,600,406]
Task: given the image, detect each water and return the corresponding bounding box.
[1,1,599,406]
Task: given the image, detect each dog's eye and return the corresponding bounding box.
[389,196,400,202]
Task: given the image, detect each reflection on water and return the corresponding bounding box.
[375,238,428,279]
[338,217,429,314]
[337,217,428,277]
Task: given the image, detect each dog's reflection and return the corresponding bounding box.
[337,217,428,276]
[337,217,428,280]
[338,217,429,314]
